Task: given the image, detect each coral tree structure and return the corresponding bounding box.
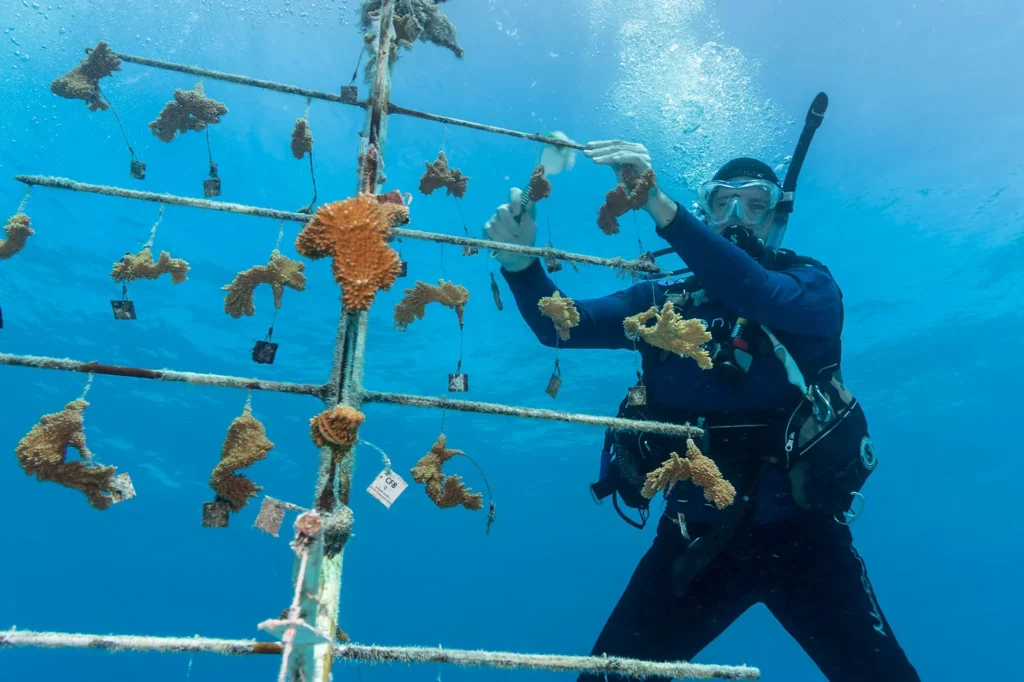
[0,213,33,260]
[291,118,314,159]
[209,405,275,512]
[360,0,463,80]
[419,151,469,198]
[394,280,470,330]
[411,434,483,511]
[624,301,713,368]
[538,292,580,342]
[14,399,130,510]
[111,247,190,284]
[294,195,403,311]
[598,168,658,235]
[149,83,228,143]
[527,164,552,203]
[50,41,121,112]
[642,438,736,510]
[222,250,307,318]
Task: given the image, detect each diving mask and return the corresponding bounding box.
[697,179,782,228]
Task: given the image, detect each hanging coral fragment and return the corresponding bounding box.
[14,398,134,510]
[623,302,713,368]
[419,151,469,198]
[0,214,33,260]
[359,0,464,81]
[111,247,190,284]
[411,434,484,512]
[393,279,469,330]
[149,82,228,142]
[294,195,403,311]
[538,292,580,341]
[598,168,657,235]
[642,438,736,510]
[50,41,121,112]
[205,402,275,527]
[291,118,314,160]
[222,250,307,319]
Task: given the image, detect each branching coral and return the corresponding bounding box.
[419,151,469,198]
[359,0,463,82]
[294,195,403,311]
[149,82,228,143]
[209,405,274,512]
[598,168,657,235]
[393,279,469,330]
[642,438,736,510]
[624,302,713,368]
[0,213,33,260]
[291,118,314,159]
[411,434,483,511]
[527,164,552,203]
[111,247,190,284]
[50,41,121,112]
[14,399,132,510]
[222,250,306,318]
[538,292,579,342]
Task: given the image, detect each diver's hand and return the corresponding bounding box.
[584,140,678,229]
[483,187,537,272]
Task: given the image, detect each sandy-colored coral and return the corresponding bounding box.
[394,279,470,331]
[538,291,580,342]
[0,213,34,260]
[642,438,736,509]
[527,164,552,203]
[360,0,463,82]
[376,190,411,228]
[294,195,403,311]
[310,405,366,450]
[222,250,306,318]
[411,434,483,511]
[50,41,121,112]
[209,405,274,512]
[419,151,469,198]
[149,82,228,143]
[598,168,658,235]
[14,399,129,511]
[624,301,713,368]
[111,246,190,285]
[291,118,313,159]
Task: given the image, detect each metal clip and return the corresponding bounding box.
[809,385,833,423]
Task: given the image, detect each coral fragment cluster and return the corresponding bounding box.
[538,292,580,342]
[222,250,306,318]
[624,302,712,368]
[598,168,657,235]
[393,279,470,330]
[149,83,228,143]
[294,195,403,311]
[14,399,130,510]
[0,213,33,260]
[411,434,483,511]
[419,151,469,198]
[360,0,464,66]
[50,41,121,112]
[291,118,314,159]
[111,247,190,284]
[642,438,736,509]
[209,406,274,512]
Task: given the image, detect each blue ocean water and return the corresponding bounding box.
[1,1,1021,681]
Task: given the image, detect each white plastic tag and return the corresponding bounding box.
[367,469,407,508]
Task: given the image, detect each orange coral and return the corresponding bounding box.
[527,164,552,203]
[1,213,33,260]
[642,438,736,509]
[393,280,470,330]
[291,118,313,159]
[538,291,579,341]
[419,151,469,198]
[411,434,483,511]
[294,195,403,311]
[111,246,190,284]
[209,405,274,512]
[624,302,713,369]
[310,405,366,450]
[598,168,657,235]
[376,191,411,229]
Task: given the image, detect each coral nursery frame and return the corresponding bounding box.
[0,2,758,680]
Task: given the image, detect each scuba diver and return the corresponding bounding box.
[481,97,921,681]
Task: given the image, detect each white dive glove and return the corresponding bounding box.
[483,187,538,272]
[584,139,678,228]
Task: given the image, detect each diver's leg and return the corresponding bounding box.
[579,517,756,682]
[760,516,921,682]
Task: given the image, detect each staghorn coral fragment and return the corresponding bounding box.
[14,399,131,510]
[291,118,314,159]
[538,292,580,342]
[295,195,403,311]
[642,438,736,509]
[0,213,34,260]
[149,82,228,143]
[394,279,470,331]
[209,405,274,512]
[50,41,121,112]
[624,301,713,368]
[419,151,469,198]
[411,434,483,511]
[111,246,190,284]
[598,168,657,235]
[222,250,307,318]
[527,164,552,203]
[310,405,366,450]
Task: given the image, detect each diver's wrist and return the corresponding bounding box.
[645,187,678,229]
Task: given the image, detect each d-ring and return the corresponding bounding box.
[834,491,866,525]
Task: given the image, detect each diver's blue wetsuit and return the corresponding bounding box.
[501,206,921,681]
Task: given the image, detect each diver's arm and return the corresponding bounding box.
[501,259,642,350]
[653,202,842,336]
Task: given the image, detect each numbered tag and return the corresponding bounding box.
[367,469,408,508]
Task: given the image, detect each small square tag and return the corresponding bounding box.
[448,373,469,392]
[203,177,222,198]
[252,340,279,365]
[367,469,408,508]
[130,159,146,180]
[627,385,647,406]
[111,300,136,320]
[545,372,562,399]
